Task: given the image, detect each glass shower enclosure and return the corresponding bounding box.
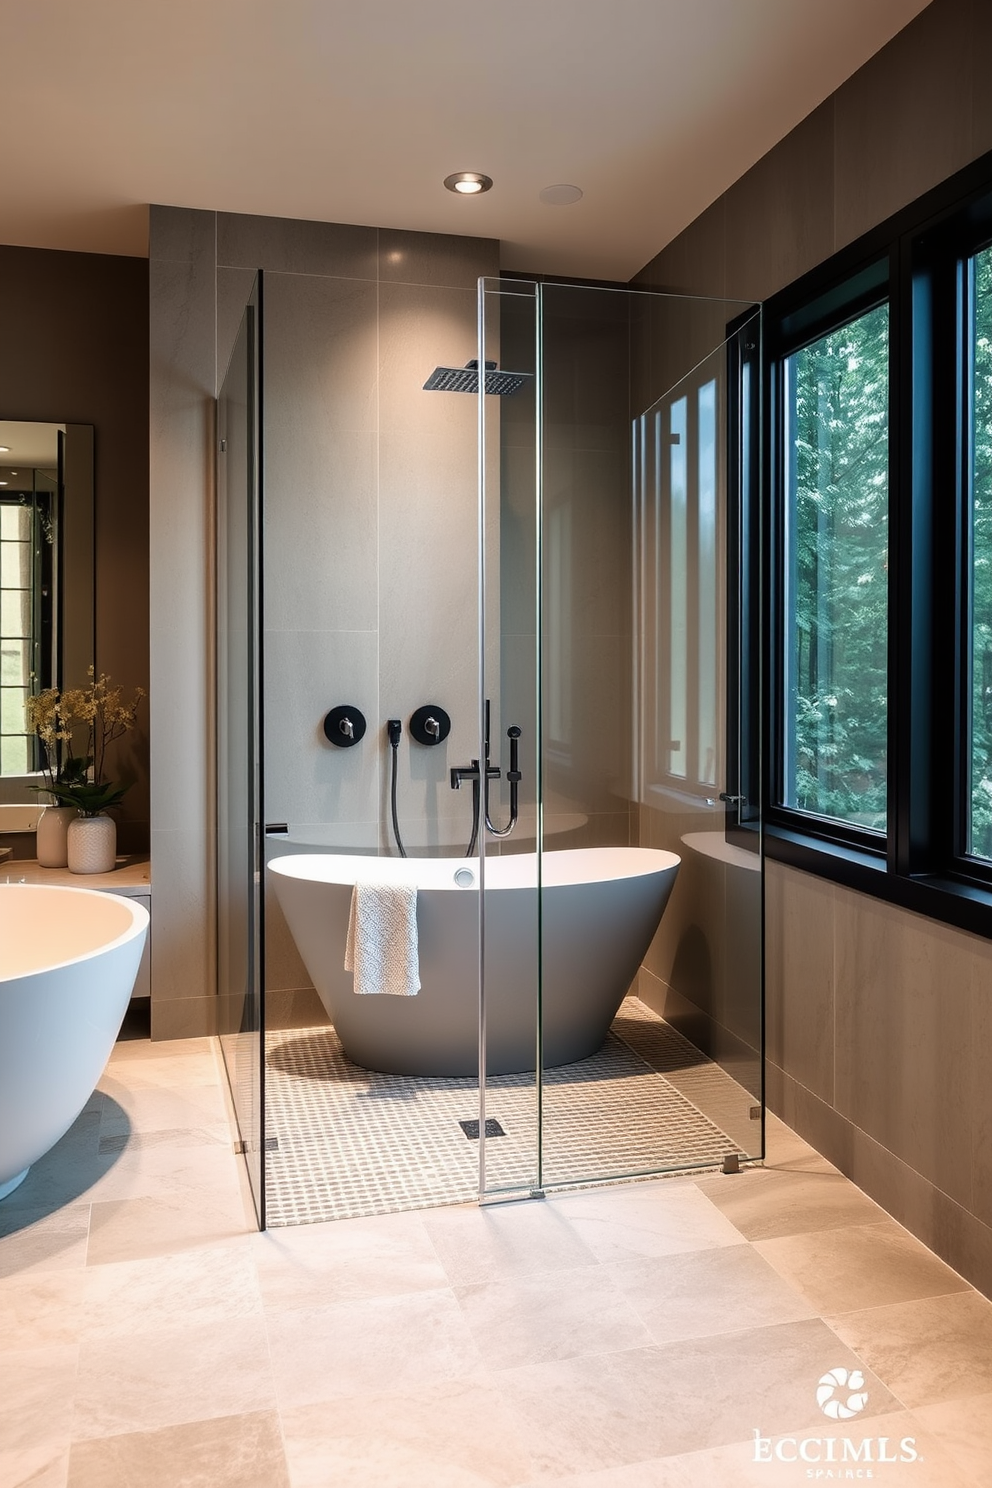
[216,267,762,1229]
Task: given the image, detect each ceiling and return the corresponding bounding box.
[0,0,930,281]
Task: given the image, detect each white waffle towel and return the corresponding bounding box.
[344,882,421,996]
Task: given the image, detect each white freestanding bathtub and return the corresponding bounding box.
[269,846,680,1076]
[0,884,149,1200]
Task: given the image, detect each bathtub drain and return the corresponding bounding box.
[458,1119,506,1140]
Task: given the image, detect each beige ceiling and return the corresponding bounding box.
[0,0,929,280]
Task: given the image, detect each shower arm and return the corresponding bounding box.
[484,726,521,838]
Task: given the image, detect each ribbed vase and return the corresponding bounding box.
[67,814,117,875]
[36,806,78,868]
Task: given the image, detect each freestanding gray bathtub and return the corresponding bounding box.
[268,846,679,1076]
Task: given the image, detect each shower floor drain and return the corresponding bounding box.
[458,1118,506,1140]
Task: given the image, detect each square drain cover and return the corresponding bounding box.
[459,1118,505,1140]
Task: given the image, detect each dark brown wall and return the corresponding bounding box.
[627,0,992,1300]
[632,0,992,305]
[0,244,150,851]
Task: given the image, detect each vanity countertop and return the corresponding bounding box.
[0,856,151,895]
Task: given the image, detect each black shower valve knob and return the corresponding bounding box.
[323,705,367,747]
[410,704,451,746]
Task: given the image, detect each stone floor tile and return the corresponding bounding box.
[267,1287,483,1408]
[253,1208,448,1310]
[606,1242,815,1344]
[281,1378,532,1488]
[72,1316,275,1440]
[550,1180,744,1262]
[756,1219,971,1315]
[422,1197,598,1286]
[66,1410,289,1488]
[455,1263,651,1369]
[0,1346,78,1487]
[696,1160,886,1241]
[828,1290,992,1409]
[912,1389,992,1484]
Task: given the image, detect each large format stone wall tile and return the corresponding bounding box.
[217,213,377,280]
[834,887,976,1212]
[764,863,834,1106]
[379,228,498,290]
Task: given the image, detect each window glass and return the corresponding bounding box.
[968,245,992,858]
[782,303,889,831]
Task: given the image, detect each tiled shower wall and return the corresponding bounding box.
[629,0,992,1296]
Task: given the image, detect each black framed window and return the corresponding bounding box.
[759,149,992,938]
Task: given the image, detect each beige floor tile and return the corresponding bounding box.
[494,1318,899,1477]
[69,1141,243,1208]
[253,1209,448,1310]
[828,1290,992,1409]
[0,1205,90,1279]
[80,1240,261,1339]
[696,1160,886,1241]
[96,1080,229,1136]
[422,1197,598,1286]
[455,1264,651,1370]
[913,1390,992,1484]
[0,1447,70,1488]
[86,1187,252,1265]
[0,1271,86,1352]
[606,1243,816,1345]
[72,1316,275,1439]
[281,1378,532,1488]
[66,1410,289,1488]
[0,1346,78,1485]
[550,1180,744,1262]
[267,1288,483,1408]
[756,1219,971,1315]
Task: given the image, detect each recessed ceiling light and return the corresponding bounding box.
[0,446,9,453]
[539,184,583,207]
[444,172,493,196]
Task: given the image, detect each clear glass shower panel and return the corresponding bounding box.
[624,317,764,1173]
[536,285,764,1190]
[216,278,264,1225]
[479,277,542,1198]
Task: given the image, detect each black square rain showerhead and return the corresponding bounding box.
[423,360,531,396]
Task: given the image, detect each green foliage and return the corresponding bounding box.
[787,303,889,830]
[970,247,992,855]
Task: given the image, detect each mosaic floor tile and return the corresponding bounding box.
[264,999,754,1225]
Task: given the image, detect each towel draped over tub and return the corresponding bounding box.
[344,882,421,996]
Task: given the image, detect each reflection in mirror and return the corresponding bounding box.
[0,421,94,778]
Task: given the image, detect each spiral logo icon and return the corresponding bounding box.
[816,1367,869,1421]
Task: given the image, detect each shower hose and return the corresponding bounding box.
[387,721,479,858]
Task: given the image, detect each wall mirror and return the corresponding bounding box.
[0,420,94,782]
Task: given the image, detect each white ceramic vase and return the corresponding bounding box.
[36,806,79,869]
[67,814,117,875]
